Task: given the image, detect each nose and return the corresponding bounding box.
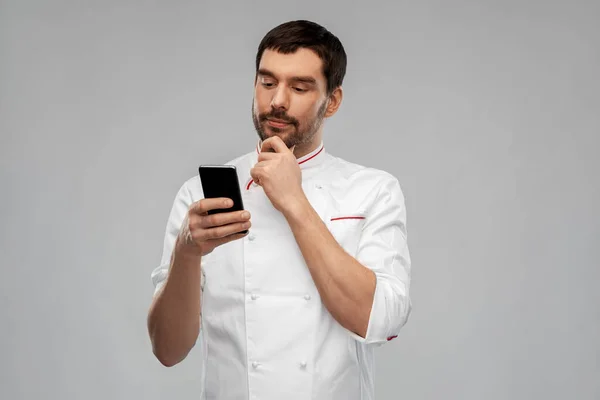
[270,86,290,111]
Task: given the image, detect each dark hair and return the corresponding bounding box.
[255,20,347,95]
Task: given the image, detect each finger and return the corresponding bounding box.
[250,166,266,185]
[191,198,233,215]
[257,151,278,162]
[250,165,261,179]
[198,220,252,241]
[199,209,251,229]
[261,136,289,154]
[252,160,270,169]
[209,230,249,247]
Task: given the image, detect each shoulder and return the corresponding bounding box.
[318,153,406,218]
[326,154,404,199]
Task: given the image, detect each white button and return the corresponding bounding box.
[304,294,311,300]
[248,234,255,241]
[300,361,307,368]
[252,361,259,368]
[251,293,258,300]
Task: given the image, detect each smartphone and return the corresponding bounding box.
[198,165,248,234]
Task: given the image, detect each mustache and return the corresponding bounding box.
[259,110,298,126]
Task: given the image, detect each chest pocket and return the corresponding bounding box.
[325,211,367,257]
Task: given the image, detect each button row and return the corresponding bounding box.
[250,361,308,369]
[249,293,312,301]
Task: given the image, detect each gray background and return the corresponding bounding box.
[1,0,599,399]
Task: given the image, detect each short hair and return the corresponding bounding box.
[255,20,347,95]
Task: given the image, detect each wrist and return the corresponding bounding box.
[282,194,312,224]
[174,234,203,260]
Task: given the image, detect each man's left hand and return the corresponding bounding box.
[250,136,305,214]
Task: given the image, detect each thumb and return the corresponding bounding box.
[250,167,262,186]
[290,145,296,154]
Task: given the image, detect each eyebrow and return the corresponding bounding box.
[257,68,317,85]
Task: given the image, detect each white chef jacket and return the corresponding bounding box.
[151,141,412,400]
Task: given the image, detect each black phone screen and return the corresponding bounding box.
[198,165,245,216]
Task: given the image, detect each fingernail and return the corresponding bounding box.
[241,211,250,219]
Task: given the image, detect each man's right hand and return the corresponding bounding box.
[177,197,251,256]
[151,198,246,366]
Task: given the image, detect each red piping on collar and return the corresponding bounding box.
[298,145,324,165]
[256,143,324,163]
[248,144,324,190]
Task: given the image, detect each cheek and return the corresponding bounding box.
[254,89,272,109]
[305,96,326,116]
[290,98,313,116]
[296,107,319,124]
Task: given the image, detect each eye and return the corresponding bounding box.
[293,87,307,93]
[261,82,275,88]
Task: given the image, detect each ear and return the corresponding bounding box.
[325,86,343,118]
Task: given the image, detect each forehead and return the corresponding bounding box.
[258,48,325,83]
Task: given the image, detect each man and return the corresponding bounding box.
[148,20,412,400]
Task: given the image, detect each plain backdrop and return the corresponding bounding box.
[1,1,599,399]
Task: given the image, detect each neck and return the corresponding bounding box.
[293,130,323,159]
[293,141,319,159]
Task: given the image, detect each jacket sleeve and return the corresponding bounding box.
[349,175,412,346]
[150,182,194,296]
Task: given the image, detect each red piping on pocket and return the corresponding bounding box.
[330,216,366,221]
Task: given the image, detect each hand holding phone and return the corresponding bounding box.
[176,165,251,256]
[180,196,251,256]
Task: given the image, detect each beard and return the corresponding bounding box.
[252,99,328,149]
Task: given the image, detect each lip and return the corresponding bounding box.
[266,119,291,128]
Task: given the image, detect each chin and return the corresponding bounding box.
[262,125,287,138]
[259,124,301,147]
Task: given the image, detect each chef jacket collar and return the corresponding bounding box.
[255,140,326,170]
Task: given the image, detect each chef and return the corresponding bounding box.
[148,19,412,400]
